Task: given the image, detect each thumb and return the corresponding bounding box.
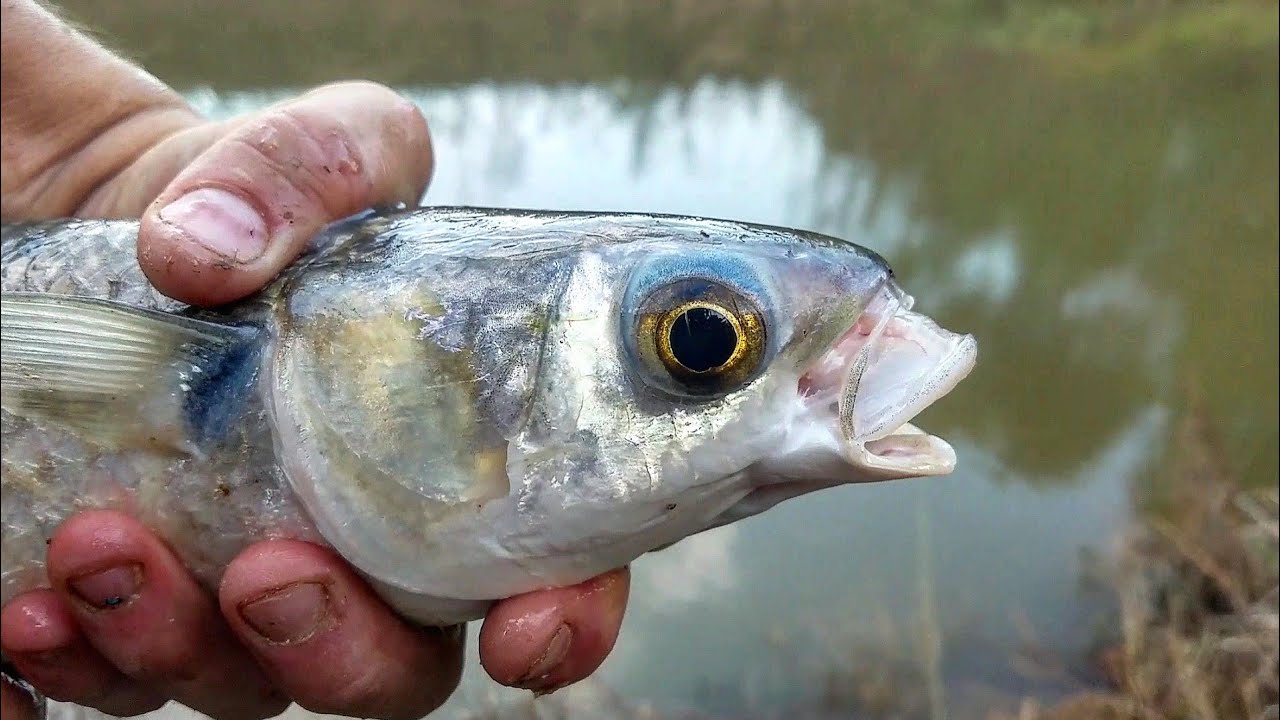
[137,81,433,307]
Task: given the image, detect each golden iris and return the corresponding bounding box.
[635,279,767,394]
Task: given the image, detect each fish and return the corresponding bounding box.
[1,206,977,625]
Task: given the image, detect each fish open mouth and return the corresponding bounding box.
[696,283,976,530]
[796,280,978,480]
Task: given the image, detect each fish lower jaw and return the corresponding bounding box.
[844,422,958,479]
[759,411,957,486]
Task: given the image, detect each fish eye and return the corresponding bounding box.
[635,279,767,395]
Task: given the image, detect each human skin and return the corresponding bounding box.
[0,2,630,719]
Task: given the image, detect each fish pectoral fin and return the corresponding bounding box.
[0,292,259,453]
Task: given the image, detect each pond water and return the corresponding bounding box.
[52,3,1279,718]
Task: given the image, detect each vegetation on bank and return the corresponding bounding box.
[997,396,1278,720]
[58,0,1279,89]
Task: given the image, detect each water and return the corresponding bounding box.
[50,3,1280,718]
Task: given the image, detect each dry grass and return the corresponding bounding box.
[996,397,1279,720]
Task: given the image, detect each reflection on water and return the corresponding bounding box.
[44,2,1279,715]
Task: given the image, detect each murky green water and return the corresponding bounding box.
[58,2,1278,717]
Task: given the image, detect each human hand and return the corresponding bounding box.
[2,513,630,720]
[0,4,631,719]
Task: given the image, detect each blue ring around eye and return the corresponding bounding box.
[623,252,773,315]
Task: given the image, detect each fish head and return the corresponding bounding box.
[509,218,978,559]
[265,210,976,612]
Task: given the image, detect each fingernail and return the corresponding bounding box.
[67,564,142,610]
[158,187,268,263]
[514,624,573,690]
[239,582,330,645]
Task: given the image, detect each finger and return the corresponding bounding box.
[137,80,433,306]
[479,567,630,694]
[219,540,463,720]
[1,590,165,716]
[45,511,287,720]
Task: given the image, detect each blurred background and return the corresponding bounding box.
[56,2,1278,719]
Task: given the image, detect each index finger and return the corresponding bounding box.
[137,81,433,307]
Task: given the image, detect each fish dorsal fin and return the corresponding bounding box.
[1,292,258,453]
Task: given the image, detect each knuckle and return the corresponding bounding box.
[275,107,373,213]
[306,80,430,165]
[228,107,369,220]
[248,82,430,216]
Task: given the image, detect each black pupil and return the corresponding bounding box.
[668,307,738,372]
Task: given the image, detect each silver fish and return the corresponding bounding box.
[1,207,977,625]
